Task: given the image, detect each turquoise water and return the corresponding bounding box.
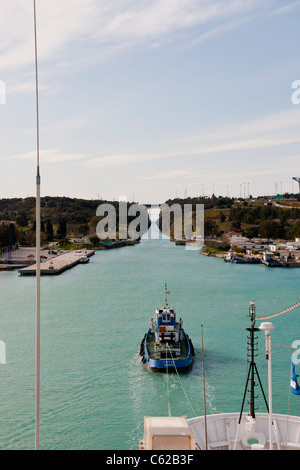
[0,234,300,449]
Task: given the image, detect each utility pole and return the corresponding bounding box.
[292,177,300,193]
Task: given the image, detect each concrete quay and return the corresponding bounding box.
[18,249,94,276]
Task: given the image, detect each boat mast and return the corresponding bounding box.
[164,283,168,307]
[238,301,269,423]
[249,301,257,418]
[201,325,208,450]
[33,0,41,451]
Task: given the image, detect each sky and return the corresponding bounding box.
[0,0,300,204]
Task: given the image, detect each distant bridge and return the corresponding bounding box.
[144,203,162,209]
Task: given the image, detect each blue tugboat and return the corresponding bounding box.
[140,284,194,371]
[261,251,282,267]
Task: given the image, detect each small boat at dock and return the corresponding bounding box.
[224,249,261,265]
[140,284,194,371]
[261,252,282,267]
[224,249,245,264]
[79,255,90,264]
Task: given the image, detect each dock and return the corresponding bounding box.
[0,264,25,271]
[281,261,300,268]
[18,250,94,276]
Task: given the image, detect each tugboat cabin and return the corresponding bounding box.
[154,307,183,359]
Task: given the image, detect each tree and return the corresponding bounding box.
[89,235,99,247]
[204,219,220,237]
[243,226,259,239]
[32,220,46,232]
[258,220,283,239]
[56,219,67,239]
[0,223,18,249]
[16,213,28,227]
[286,223,300,239]
[46,219,54,241]
[219,212,226,223]
[78,224,89,236]
[231,220,241,231]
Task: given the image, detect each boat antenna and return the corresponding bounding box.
[238,301,269,424]
[164,283,169,307]
[33,0,41,451]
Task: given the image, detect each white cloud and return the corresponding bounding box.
[84,135,300,170]
[177,108,300,145]
[83,152,172,169]
[82,107,300,169]
[6,148,87,163]
[180,16,252,50]
[272,1,300,15]
[0,0,97,70]
[7,81,61,95]
[142,167,196,180]
[0,0,269,72]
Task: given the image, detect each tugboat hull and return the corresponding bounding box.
[261,252,282,267]
[145,355,193,372]
[261,260,282,267]
[140,329,194,372]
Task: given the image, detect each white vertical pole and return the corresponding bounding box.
[266,332,273,450]
[33,0,41,451]
[259,322,275,450]
[36,173,41,452]
[201,325,207,450]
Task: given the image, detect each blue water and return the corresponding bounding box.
[0,234,299,449]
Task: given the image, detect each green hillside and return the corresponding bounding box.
[0,196,150,249]
[160,194,300,240]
